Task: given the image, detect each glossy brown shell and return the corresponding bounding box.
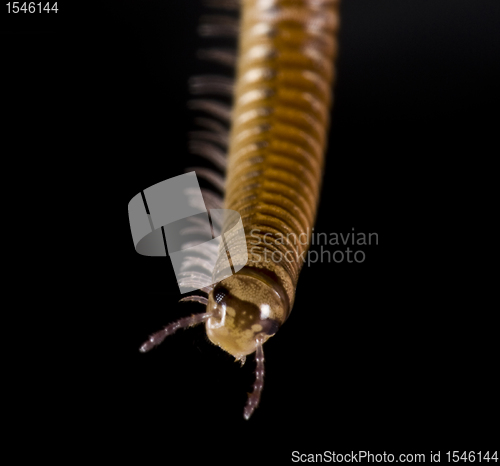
[224,0,340,312]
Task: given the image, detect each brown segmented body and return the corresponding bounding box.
[224,0,340,312]
[140,0,340,419]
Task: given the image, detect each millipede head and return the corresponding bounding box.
[204,271,286,360]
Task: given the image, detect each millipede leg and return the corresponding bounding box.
[139,313,211,353]
[243,336,265,420]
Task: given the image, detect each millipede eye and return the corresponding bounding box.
[214,285,229,304]
[261,319,280,336]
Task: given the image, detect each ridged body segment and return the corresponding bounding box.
[225,0,340,313]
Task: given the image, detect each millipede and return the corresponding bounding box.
[139,0,340,419]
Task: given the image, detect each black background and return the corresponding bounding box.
[3,0,498,460]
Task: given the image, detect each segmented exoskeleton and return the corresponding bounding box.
[140,0,340,419]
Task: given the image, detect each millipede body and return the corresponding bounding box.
[140,0,340,419]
